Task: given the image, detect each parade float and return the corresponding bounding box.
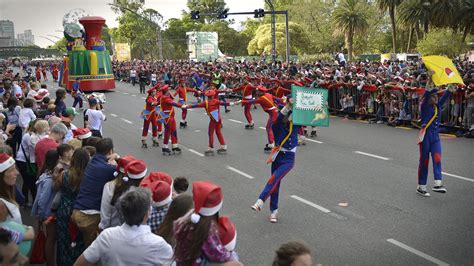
[59,12,115,92]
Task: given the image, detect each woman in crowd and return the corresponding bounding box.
[56,148,90,266]
[272,241,312,266]
[157,193,193,246]
[54,88,67,117]
[15,119,38,207]
[4,97,22,157]
[0,153,22,223]
[18,98,36,133]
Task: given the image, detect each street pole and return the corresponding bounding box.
[157,28,163,60]
[266,0,276,62]
[284,10,289,64]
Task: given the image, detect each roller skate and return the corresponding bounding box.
[158,132,163,139]
[217,145,227,154]
[310,130,317,138]
[264,143,274,153]
[204,148,215,156]
[152,139,159,147]
[172,144,182,154]
[162,147,171,155]
[141,140,148,149]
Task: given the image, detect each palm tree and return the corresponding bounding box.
[429,0,461,29]
[457,0,474,53]
[376,0,402,54]
[332,0,369,61]
[398,0,432,37]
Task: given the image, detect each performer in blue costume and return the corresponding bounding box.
[416,74,456,197]
[251,97,301,223]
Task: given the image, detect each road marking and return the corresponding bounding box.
[259,126,266,130]
[110,113,118,117]
[228,119,243,124]
[396,126,412,130]
[354,151,390,161]
[121,118,133,124]
[291,195,331,213]
[226,166,255,179]
[440,133,456,138]
[132,94,137,97]
[188,149,205,157]
[141,97,146,100]
[442,172,474,183]
[386,239,449,266]
[122,92,129,95]
[194,130,201,132]
[306,138,323,144]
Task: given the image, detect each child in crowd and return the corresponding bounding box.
[157,193,193,246]
[0,201,34,256]
[140,172,173,233]
[173,176,189,197]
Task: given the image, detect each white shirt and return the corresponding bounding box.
[130,70,137,78]
[83,224,173,266]
[0,198,22,224]
[99,181,123,230]
[12,84,22,98]
[27,90,38,99]
[338,53,346,63]
[151,73,157,81]
[85,108,106,132]
[63,123,77,144]
[18,108,36,130]
[16,133,31,163]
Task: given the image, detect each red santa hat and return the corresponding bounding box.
[190,181,223,224]
[140,171,173,188]
[73,128,92,140]
[122,160,147,182]
[256,85,269,92]
[218,216,237,251]
[113,155,135,177]
[146,86,158,94]
[0,153,15,173]
[161,85,170,93]
[148,180,172,207]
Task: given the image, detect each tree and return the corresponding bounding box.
[457,0,474,51]
[376,0,402,53]
[102,25,113,55]
[332,0,369,61]
[187,0,227,23]
[51,37,67,53]
[247,22,311,57]
[416,28,465,57]
[398,0,432,37]
[201,21,247,56]
[162,14,202,59]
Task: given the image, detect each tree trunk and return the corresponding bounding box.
[459,25,470,54]
[424,21,429,34]
[415,23,421,41]
[407,27,413,53]
[389,6,397,53]
[347,29,353,62]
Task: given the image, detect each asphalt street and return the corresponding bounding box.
[25,78,474,265]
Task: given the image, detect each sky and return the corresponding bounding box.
[0,0,264,48]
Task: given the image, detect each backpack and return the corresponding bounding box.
[6,107,20,126]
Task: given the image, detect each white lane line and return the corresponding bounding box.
[122,92,129,95]
[354,151,390,161]
[132,94,137,97]
[141,97,146,100]
[386,239,449,266]
[188,149,205,157]
[120,118,133,124]
[226,166,255,179]
[194,130,201,132]
[188,109,194,112]
[306,138,323,144]
[442,172,474,183]
[259,126,266,130]
[228,119,243,124]
[291,195,331,213]
[110,113,118,117]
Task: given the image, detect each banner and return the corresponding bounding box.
[291,85,329,127]
[115,43,131,62]
[422,56,465,86]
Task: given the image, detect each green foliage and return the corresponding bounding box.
[247,22,310,57]
[102,25,113,55]
[416,28,465,57]
[201,21,247,56]
[298,53,334,63]
[187,0,227,23]
[51,37,67,53]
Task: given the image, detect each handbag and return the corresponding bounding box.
[20,143,37,177]
[29,224,46,264]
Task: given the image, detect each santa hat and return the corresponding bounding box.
[122,160,147,182]
[218,216,237,251]
[0,153,15,173]
[161,85,170,93]
[113,155,135,177]
[73,128,92,140]
[190,181,223,223]
[256,85,268,92]
[146,86,158,94]
[140,171,173,188]
[148,180,172,207]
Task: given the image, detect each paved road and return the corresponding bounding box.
[26,78,474,265]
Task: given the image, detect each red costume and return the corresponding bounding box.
[232,83,256,127]
[141,85,160,146]
[41,66,48,81]
[52,66,59,82]
[35,68,41,81]
[159,86,183,153]
[172,84,198,125]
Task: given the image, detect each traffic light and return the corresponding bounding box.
[218,8,229,19]
[191,10,200,20]
[254,8,265,18]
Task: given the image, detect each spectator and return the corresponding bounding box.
[74,187,173,266]
[4,97,22,157]
[54,88,67,117]
[272,241,312,266]
[0,153,22,223]
[157,193,193,245]
[61,108,79,143]
[173,176,189,197]
[18,98,36,133]
[0,228,28,266]
[56,148,90,266]
[99,158,146,230]
[84,98,105,138]
[145,180,172,234]
[52,143,74,191]
[130,68,137,86]
[16,119,39,207]
[72,138,119,247]
[34,123,67,171]
[0,201,34,256]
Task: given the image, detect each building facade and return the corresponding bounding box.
[0,20,15,47]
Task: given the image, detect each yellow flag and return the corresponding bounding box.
[422,56,465,86]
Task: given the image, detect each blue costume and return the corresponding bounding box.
[258,108,301,211]
[72,81,83,109]
[418,89,451,186]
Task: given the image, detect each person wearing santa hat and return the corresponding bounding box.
[174,181,238,265]
[172,79,200,128]
[231,82,257,129]
[0,153,22,224]
[142,180,172,234]
[251,97,301,223]
[141,84,160,148]
[73,127,92,142]
[159,85,184,155]
[242,85,281,153]
[184,90,241,155]
[99,158,146,230]
[218,216,237,253]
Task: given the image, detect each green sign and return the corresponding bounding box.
[291,85,329,127]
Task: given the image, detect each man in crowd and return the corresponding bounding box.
[34,123,67,171]
[84,98,106,138]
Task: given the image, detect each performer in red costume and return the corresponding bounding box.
[242,86,282,152]
[184,90,241,155]
[172,80,199,128]
[159,85,183,155]
[232,82,256,129]
[41,65,48,81]
[141,84,161,148]
[52,65,59,82]
[35,67,42,81]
